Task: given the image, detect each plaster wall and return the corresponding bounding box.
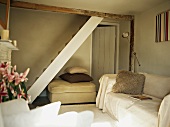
[119,21,130,71]
[135,1,170,76]
[9,8,91,86]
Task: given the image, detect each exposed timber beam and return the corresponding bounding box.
[0,0,134,20]
[0,0,10,29]
[129,19,134,71]
[5,0,10,29]
[0,18,5,29]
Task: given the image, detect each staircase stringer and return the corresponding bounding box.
[28,16,103,103]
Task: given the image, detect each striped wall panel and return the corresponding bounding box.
[155,10,170,42]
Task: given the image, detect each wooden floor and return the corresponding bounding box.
[30,96,95,109]
[32,96,50,106]
[28,96,50,109]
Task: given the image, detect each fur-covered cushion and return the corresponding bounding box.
[112,70,145,95]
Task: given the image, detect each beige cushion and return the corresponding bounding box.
[112,70,145,95]
[143,73,170,99]
[48,80,96,93]
[48,92,96,104]
[65,66,88,74]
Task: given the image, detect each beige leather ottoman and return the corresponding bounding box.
[48,79,96,104]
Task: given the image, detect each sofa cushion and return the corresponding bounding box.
[105,92,161,127]
[35,101,61,125]
[0,105,4,127]
[112,70,145,95]
[143,73,170,99]
[48,79,96,93]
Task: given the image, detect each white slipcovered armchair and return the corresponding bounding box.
[0,99,94,127]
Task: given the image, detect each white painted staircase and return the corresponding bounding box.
[28,16,103,103]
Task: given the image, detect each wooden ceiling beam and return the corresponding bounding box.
[0,0,10,29]
[0,0,134,20]
[5,0,10,29]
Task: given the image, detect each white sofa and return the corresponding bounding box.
[96,73,170,127]
[0,99,94,127]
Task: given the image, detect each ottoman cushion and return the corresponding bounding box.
[48,79,96,104]
[48,80,96,93]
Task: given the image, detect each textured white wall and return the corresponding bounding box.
[135,1,170,76]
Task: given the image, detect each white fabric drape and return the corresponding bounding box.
[96,74,117,111]
[158,94,170,127]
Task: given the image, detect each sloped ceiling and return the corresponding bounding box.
[14,0,169,14]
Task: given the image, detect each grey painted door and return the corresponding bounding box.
[92,26,116,91]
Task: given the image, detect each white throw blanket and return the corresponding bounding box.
[158,94,170,127]
[96,74,170,127]
[96,74,117,112]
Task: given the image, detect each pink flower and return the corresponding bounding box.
[17,94,22,99]
[0,68,5,73]
[0,63,9,73]
[13,91,17,97]
[10,86,14,94]
[18,68,30,83]
[0,62,30,102]
[7,74,15,82]
[11,65,16,75]
[15,78,22,85]
[0,63,8,68]
[0,67,8,75]
[0,80,8,103]
[23,68,30,79]
[14,72,19,78]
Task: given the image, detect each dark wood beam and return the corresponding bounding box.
[0,0,10,29]
[0,0,134,20]
[0,18,5,29]
[5,0,10,29]
[0,0,5,3]
[0,0,5,29]
[129,19,134,71]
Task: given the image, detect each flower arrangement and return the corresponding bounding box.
[0,62,30,103]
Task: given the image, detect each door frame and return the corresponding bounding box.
[91,22,119,74]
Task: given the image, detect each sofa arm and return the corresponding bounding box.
[96,74,117,110]
[1,99,30,116]
[76,111,94,127]
[49,111,78,127]
[158,94,170,127]
[104,75,117,94]
[37,111,94,127]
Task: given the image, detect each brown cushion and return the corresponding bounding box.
[59,73,93,83]
[112,70,145,95]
